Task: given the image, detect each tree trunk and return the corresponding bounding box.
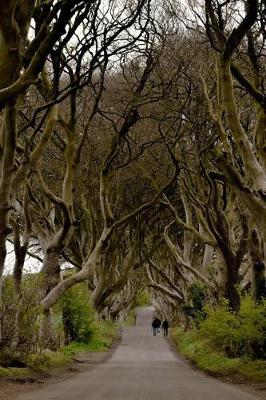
[41,227,112,309]
[13,246,27,294]
[39,308,53,349]
[39,249,61,346]
[0,100,17,287]
[11,245,26,349]
[223,253,240,310]
[40,249,61,298]
[0,1,33,285]
[248,228,266,301]
[0,1,34,88]
[0,231,7,293]
[219,57,266,192]
[252,261,266,301]
[218,240,240,310]
[225,272,240,311]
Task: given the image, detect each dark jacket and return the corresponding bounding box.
[162,320,169,329]
[152,318,161,328]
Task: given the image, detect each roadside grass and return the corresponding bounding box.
[171,327,266,383]
[0,320,119,377]
[239,360,266,382]
[0,367,30,377]
[121,309,136,327]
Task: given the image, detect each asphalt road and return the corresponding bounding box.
[15,307,260,400]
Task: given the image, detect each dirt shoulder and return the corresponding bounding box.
[0,336,121,400]
[0,352,108,400]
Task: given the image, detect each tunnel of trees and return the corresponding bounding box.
[0,0,265,365]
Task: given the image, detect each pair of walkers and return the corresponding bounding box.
[151,317,169,336]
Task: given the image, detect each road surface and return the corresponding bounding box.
[15,307,260,400]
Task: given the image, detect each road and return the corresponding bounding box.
[15,307,260,400]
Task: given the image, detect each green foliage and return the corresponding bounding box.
[0,366,30,377]
[172,327,266,382]
[59,283,118,351]
[25,351,55,370]
[28,319,118,371]
[0,275,118,372]
[172,328,241,376]
[181,284,208,327]
[122,309,136,326]
[238,296,266,357]
[190,283,206,313]
[0,317,118,375]
[199,300,240,356]
[199,297,266,358]
[61,342,98,357]
[0,275,41,366]
[239,360,266,382]
[135,290,150,307]
[86,319,118,351]
[60,283,95,344]
[172,296,266,383]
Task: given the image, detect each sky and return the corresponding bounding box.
[5,242,42,275]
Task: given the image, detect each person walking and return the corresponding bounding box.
[162,319,169,337]
[151,317,161,336]
[151,318,157,336]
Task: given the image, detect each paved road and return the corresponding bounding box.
[16,307,260,400]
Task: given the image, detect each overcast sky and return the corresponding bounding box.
[4,242,42,275]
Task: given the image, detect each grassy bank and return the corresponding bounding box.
[0,319,119,377]
[171,327,266,383]
[122,309,136,327]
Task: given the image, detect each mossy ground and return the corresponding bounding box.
[171,328,266,383]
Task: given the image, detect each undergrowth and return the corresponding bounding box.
[172,296,266,383]
[0,319,118,376]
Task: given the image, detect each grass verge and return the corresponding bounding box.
[0,320,119,377]
[121,309,136,327]
[171,327,266,383]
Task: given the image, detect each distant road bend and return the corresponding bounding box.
[16,307,260,400]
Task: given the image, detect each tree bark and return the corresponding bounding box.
[0,100,17,287]
[41,227,113,309]
[224,264,240,310]
[0,0,34,90]
[219,57,266,192]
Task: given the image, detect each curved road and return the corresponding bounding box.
[16,307,260,400]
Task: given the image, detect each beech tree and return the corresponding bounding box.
[0,0,98,284]
[1,0,265,340]
[41,48,177,310]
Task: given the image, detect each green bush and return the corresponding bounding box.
[135,290,150,307]
[60,283,95,344]
[83,319,118,351]
[199,297,266,358]
[190,283,207,313]
[0,275,41,366]
[238,297,266,357]
[0,275,118,371]
[172,327,266,382]
[25,352,51,369]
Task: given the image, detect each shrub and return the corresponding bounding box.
[199,297,266,359]
[135,290,150,307]
[199,300,240,356]
[0,275,118,369]
[238,297,266,358]
[60,283,95,344]
[190,283,206,313]
[0,275,41,366]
